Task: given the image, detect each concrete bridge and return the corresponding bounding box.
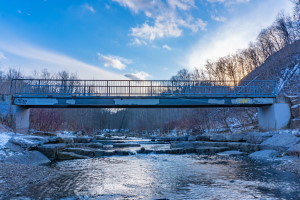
[1,79,291,132]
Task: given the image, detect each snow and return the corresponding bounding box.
[278,63,299,93]
[0,132,15,147]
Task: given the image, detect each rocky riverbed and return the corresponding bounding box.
[0,128,300,199]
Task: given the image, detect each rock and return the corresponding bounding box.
[286,144,300,156]
[9,136,50,148]
[187,136,197,141]
[94,150,115,156]
[290,117,300,129]
[290,97,300,106]
[114,150,131,156]
[195,147,229,154]
[261,133,300,151]
[291,104,300,118]
[30,131,57,137]
[217,150,245,156]
[224,134,245,142]
[136,148,154,154]
[37,144,67,160]
[86,143,103,149]
[5,141,24,153]
[195,135,211,141]
[249,150,279,160]
[103,145,113,150]
[113,143,141,148]
[73,136,92,143]
[57,152,89,160]
[64,148,94,157]
[57,136,75,144]
[243,132,274,144]
[75,131,85,136]
[3,151,51,165]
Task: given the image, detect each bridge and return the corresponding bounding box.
[0,79,291,132]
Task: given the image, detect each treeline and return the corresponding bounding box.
[171,0,300,82]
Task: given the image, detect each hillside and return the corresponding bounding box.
[243,40,300,96]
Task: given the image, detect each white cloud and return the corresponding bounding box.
[113,0,206,42]
[82,4,96,13]
[97,53,131,70]
[124,71,150,80]
[211,15,227,22]
[0,40,126,79]
[0,52,7,60]
[186,0,293,69]
[207,0,249,3]
[162,44,172,50]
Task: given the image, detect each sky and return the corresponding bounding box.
[0,0,295,80]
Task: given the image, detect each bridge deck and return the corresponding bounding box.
[11,79,277,108]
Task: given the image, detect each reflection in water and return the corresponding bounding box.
[22,154,300,200]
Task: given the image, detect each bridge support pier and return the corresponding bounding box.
[0,95,30,133]
[11,105,30,133]
[258,103,291,130]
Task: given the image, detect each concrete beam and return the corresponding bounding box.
[258,103,291,130]
[12,96,276,108]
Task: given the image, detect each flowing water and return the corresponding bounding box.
[21,152,300,200]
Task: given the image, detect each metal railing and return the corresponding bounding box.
[10,79,278,97]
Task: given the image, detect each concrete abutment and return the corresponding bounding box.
[0,95,30,133]
[258,103,291,130]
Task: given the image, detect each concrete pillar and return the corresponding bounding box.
[258,103,291,130]
[11,105,30,133]
[0,95,30,133]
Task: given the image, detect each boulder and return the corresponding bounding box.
[37,143,67,160]
[290,118,300,129]
[286,144,300,156]
[249,150,279,160]
[291,104,300,118]
[3,151,51,165]
[261,132,300,151]
[217,150,245,156]
[64,148,94,157]
[57,152,89,160]
[114,150,131,156]
[243,132,274,144]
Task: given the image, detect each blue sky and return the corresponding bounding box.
[0,0,294,80]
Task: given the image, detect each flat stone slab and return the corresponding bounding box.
[37,144,67,160]
[57,152,89,160]
[195,147,229,154]
[113,143,141,148]
[217,150,245,156]
[3,151,50,166]
[64,148,95,157]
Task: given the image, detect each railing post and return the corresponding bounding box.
[83,80,86,96]
[129,80,131,96]
[150,81,153,96]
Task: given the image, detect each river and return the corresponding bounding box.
[20,145,300,200]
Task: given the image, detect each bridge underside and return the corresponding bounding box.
[13,96,276,108]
